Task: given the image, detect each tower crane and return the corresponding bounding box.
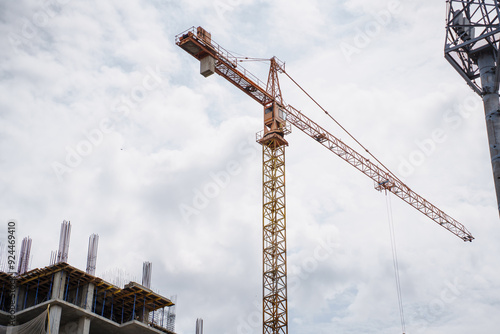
[176,26,474,334]
[444,0,500,214]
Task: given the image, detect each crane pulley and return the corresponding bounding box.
[176,26,474,334]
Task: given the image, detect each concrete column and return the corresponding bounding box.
[16,286,25,311]
[478,50,500,214]
[77,316,91,334]
[49,305,62,334]
[51,271,67,300]
[48,270,66,334]
[75,283,94,334]
[80,283,94,311]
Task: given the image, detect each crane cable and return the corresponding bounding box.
[385,191,406,334]
[280,64,407,332]
[281,67,408,332]
[282,70,405,186]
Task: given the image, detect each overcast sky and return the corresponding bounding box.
[1,0,500,333]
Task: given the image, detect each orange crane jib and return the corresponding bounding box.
[175,26,474,243]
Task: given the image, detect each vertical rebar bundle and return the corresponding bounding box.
[166,295,177,332]
[49,250,57,266]
[17,237,32,275]
[56,220,71,263]
[86,234,99,275]
[100,268,138,288]
[142,261,152,289]
[195,318,203,334]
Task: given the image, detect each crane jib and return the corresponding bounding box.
[284,105,474,242]
[175,26,474,242]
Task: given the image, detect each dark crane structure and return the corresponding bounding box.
[445,0,500,214]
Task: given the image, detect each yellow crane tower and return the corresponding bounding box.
[176,26,474,334]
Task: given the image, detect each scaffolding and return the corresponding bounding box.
[166,295,177,332]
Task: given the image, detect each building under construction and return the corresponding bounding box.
[0,221,176,334]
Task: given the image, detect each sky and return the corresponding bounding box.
[1,0,500,333]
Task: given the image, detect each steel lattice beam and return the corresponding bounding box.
[176,27,474,240]
[262,138,287,334]
[444,0,500,94]
[285,105,474,241]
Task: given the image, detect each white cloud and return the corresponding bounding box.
[1,1,499,334]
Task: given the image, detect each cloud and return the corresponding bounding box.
[1,1,499,334]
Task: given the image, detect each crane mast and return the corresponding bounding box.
[445,0,500,214]
[176,26,474,334]
[258,58,289,334]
